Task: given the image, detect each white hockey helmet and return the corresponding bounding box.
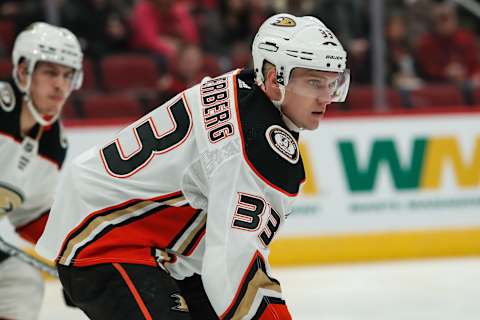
[12,22,83,126]
[252,13,350,103]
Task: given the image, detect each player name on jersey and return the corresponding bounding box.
[200,75,234,143]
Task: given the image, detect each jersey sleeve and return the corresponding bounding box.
[7,167,60,244]
[202,153,293,320]
[8,122,67,244]
[13,210,49,244]
[8,186,53,244]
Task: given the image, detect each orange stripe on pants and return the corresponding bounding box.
[112,263,153,320]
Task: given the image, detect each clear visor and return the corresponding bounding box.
[284,68,350,103]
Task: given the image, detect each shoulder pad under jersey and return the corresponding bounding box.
[234,71,305,196]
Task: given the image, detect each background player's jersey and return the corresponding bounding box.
[0,80,67,247]
[37,69,304,319]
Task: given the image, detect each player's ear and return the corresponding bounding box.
[17,60,29,86]
[265,67,281,100]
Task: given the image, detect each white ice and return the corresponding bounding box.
[39,257,480,320]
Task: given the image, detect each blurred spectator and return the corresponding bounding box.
[0,0,23,18]
[0,0,45,55]
[209,0,271,69]
[181,0,217,9]
[130,0,199,60]
[218,0,253,48]
[249,0,275,32]
[0,0,45,27]
[157,43,209,98]
[385,11,421,89]
[312,0,370,83]
[230,41,251,69]
[198,0,218,9]
[415,2,480,83]
[389,0,435,44]
[219,0,271,45]
[189,0,223,54]
[283,0,315,16]
[62,0,131,58]
[457,4,480,36]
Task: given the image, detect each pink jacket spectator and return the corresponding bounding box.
[130,0,199,58]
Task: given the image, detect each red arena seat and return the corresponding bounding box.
[0,58,12,80]
[62,100,79,119]
[0,20,16,52]
[100,54,159,91]
[472,87,480,105]
[409,84,464,108]
[79,57,97,92]
[347,86,403,111]
[81,93,143,119]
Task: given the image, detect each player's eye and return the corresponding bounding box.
[328,80,338,90]
[308,79,323,89]
[44,69,57,76]
[64,71,74,80]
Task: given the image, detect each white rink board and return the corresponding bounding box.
[64,113,480,238]
[288,113,480,236]
[0,113,472,245]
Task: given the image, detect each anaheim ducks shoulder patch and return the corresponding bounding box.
[0,81,15,112]
[265,125,299,164]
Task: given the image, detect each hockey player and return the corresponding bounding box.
[0,22,83,320]
[36,13,349,319]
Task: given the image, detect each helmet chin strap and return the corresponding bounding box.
[24,95,60,126]
[271,85,302,132]
[256,76,302,132]
[16,63,65,127]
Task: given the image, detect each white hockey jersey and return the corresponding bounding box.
[0,80,67,249]
[37,69,305,319]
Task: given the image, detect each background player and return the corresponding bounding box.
[36,13,349,319]
[0,22,83,320]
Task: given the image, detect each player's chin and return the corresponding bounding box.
[40,106,61,118]
[304,114,323,130]
[50,101,66,112]
[301,121,318,131]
